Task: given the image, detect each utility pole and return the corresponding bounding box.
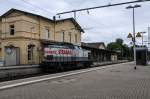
[73,11,77,20]
[53,16,56,41]
[148,27,150,50]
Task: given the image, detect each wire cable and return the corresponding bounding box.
[21,0,55,16]
[21,0,54,14]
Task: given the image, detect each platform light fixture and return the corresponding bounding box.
[126,4,141,69]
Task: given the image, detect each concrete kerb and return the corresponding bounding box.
[0,62,129,91]
[92,60,129,67]
[0,65,39,70]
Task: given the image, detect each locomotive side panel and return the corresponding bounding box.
[44,46,74,62]
[40,43,92,71]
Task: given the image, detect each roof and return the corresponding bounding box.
[0,8,53,22]
[81,43,117,54]
[56,18,84,33]
[41,40,76,49]
[0,8,84,33]
[41,40,74,46]
[82,42,106,49]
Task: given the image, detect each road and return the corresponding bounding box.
[0,62,150,99]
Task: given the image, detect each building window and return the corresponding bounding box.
[44,27,49,39]
[0,30,2,37]
[69,32,71,43]
[28,46,32,61]
[61,32,65,42]
[28,45,35,62]
[75,34,77,43]
[9,24,15,35]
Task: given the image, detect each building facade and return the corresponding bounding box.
[81,42,118,62]
[0,9,84,66]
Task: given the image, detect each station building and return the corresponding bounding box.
[0,8,84,66]
[81,42,118,62]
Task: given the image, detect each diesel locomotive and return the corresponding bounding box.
[40,42,92,71]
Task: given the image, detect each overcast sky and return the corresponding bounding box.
[0,0,150,46]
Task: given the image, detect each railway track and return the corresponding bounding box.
[0,60,128,83]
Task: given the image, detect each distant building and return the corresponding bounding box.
[0,8,84,66]
[81,42,118,62]
[82,42,106,50]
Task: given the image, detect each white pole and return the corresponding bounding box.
[132,8,137,68]
[148,27,150,51]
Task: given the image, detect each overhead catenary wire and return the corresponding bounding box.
[21,0,54,16]
[56,0,150,15]
[4,0,53,17]
[21,0,54,14]
[5,0,36,12]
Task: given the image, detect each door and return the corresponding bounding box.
[5,47,20,66]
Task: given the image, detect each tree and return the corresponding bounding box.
[107,38,132,60]
[107,42,121,52]
[116,38,123,45]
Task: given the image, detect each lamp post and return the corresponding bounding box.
[148,27,150,50]
[126,4,141,69]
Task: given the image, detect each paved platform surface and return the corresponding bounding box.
[0,62,150,99]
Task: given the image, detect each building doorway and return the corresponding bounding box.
[5,47,20,66]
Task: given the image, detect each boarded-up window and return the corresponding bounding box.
[44,27,49,39]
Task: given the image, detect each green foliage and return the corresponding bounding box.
[116,38,123,45]
[107,42,121,52]
[107,38,132,60]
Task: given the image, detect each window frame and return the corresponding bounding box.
[61,31,65,42]
[75,34,77,43]
[44,27,50,39]
[69,32,71,43]
[9,24,15,35]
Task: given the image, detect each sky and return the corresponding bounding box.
[0,0,150,46]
